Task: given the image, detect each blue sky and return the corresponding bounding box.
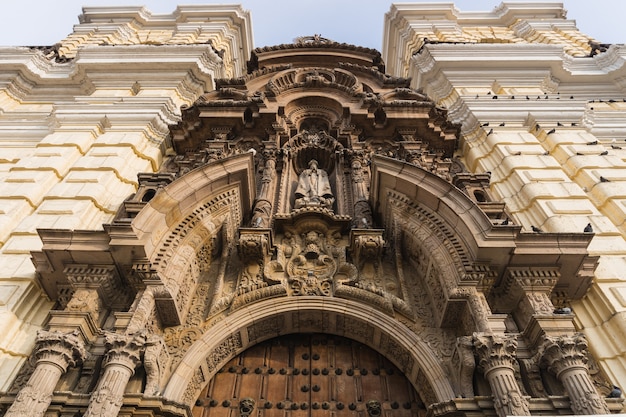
[1,1,624,50]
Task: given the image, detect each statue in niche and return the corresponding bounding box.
[295,159,334,210]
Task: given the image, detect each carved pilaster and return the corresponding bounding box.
[473,334,530,417]
[126,286,159,334]
[84,331,147,417]
[349,157,373,228]
[251,150,277,228]
[539,334,610,414]
[5,330,86,417]
[453,336,476,398]
[465,289,493,333]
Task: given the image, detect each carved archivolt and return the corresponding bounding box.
[163,298,455,407]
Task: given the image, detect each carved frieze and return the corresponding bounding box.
[247,316,285,343]
[335,315,374,343]
[205,333,243,373]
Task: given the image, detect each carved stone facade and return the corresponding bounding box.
[384,3,626,404]
[0,3,624,417]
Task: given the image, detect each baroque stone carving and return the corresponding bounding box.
[84,331,148,417]
[295,159,335,210]
[144,335,169,396]
[474,334,530,417]
[287,231,336,296]
[5,330,86,417]
[539,334,610,414]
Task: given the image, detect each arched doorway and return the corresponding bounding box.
[193,334,426,417]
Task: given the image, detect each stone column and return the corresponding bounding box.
[84,332,147,417]
[540,334,610,414]
[5,330,85,417]
[474,334,530,417]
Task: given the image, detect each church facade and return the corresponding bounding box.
[0,3,625,417]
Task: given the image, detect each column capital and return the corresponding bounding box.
[103,331,147,372]
[538,333,610,414]
[473,333,519,373]
[539,333,588,377]
[34,329,86,370]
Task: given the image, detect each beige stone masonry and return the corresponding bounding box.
[0,4,252,394]
[386,1,626,402]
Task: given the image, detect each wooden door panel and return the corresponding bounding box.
[193,334,424,417]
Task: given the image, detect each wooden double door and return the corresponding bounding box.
[193,334,424,417]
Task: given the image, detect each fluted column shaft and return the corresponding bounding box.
[540,334,610,414]
[84,332,146,417]
[5,330,85,417]
[474,334,530,417]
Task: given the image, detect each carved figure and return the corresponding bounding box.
[295,160,334,209]
[144,336,167,395]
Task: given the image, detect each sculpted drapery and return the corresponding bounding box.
[295,159,334,209]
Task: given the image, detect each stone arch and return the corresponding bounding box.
[370,156,516,329]
[132,153,256,269]
[162,297,456,407]
[370,155,515,273]
[128,154,256,325]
